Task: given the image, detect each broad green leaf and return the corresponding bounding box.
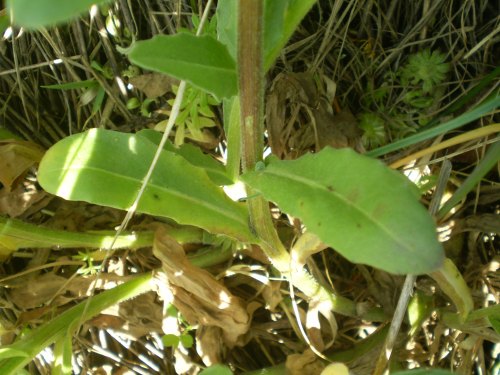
[136,129,233,185]
[37,129,253,242]
[6,0,112,29]
[241,148,444,274]
[126,34,237,100]
[216,0,317,71]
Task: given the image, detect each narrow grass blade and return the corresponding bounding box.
[437,140,500,219]
[367,95,500,157]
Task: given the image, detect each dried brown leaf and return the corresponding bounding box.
[286,349,325,375]
[196,326,225,366]
[153,226,251,347]
[8,273,134,309]
[0,140,44,192]
[0,184,49,217]
[129,73,177,99]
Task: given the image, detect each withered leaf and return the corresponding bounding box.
[0,139,44,192]
[153,225,251,347]
[129,73,177,99]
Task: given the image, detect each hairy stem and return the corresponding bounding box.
[237,0,357,318]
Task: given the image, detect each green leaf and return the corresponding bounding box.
[0,13,10,36]
[37,129,253,242]
[437,140,500,219]
[408,290,434,336]
[367,94,500,157]
[489,313,500,335]
[6,0,112,29]
[0,348,29,361]
[263,0,318,70]
[241,148,444,274]
[161,334,180,348]
[199,364,233,375]
[126,34,237,100]
[179,334,194,348]
[216,0,317,71]
[52,333,73,375]
[392,370,453,375]
[216,0,237,62]
[41,79,99,90]
[429,258,473,320]
[136,129,233,185]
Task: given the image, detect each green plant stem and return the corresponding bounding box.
[0,216,153,259]
[237,0,357,318]
[237,0,289,269]
[0,217,234,267]
[0,272,153,374]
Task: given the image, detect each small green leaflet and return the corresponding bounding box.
[241,148,444,274]
[126,33,237,100]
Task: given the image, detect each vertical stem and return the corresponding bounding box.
[238,0,264,173]
[236,0,357,317]
[237,0,289,269]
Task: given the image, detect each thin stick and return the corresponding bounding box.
[77,0,214,329]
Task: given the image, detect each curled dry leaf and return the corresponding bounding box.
[152,225,251,348]
[0,183,49,218]
[265,72,363,159]
[286,349,326,375]
[92,292,163,340]
[196,325,225,366]
[262,280,283,312]
[306,298,338,351]
[129,73,177,99]
[450,213,500,235]
[0,139,44,192]
[7,273,136,309]
[0,139,47,217]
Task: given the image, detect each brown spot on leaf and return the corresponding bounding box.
[326,185,334,192]
[373,203,387,218]
[346,189,360,203]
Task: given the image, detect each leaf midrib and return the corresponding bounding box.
[51,165,248,228]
